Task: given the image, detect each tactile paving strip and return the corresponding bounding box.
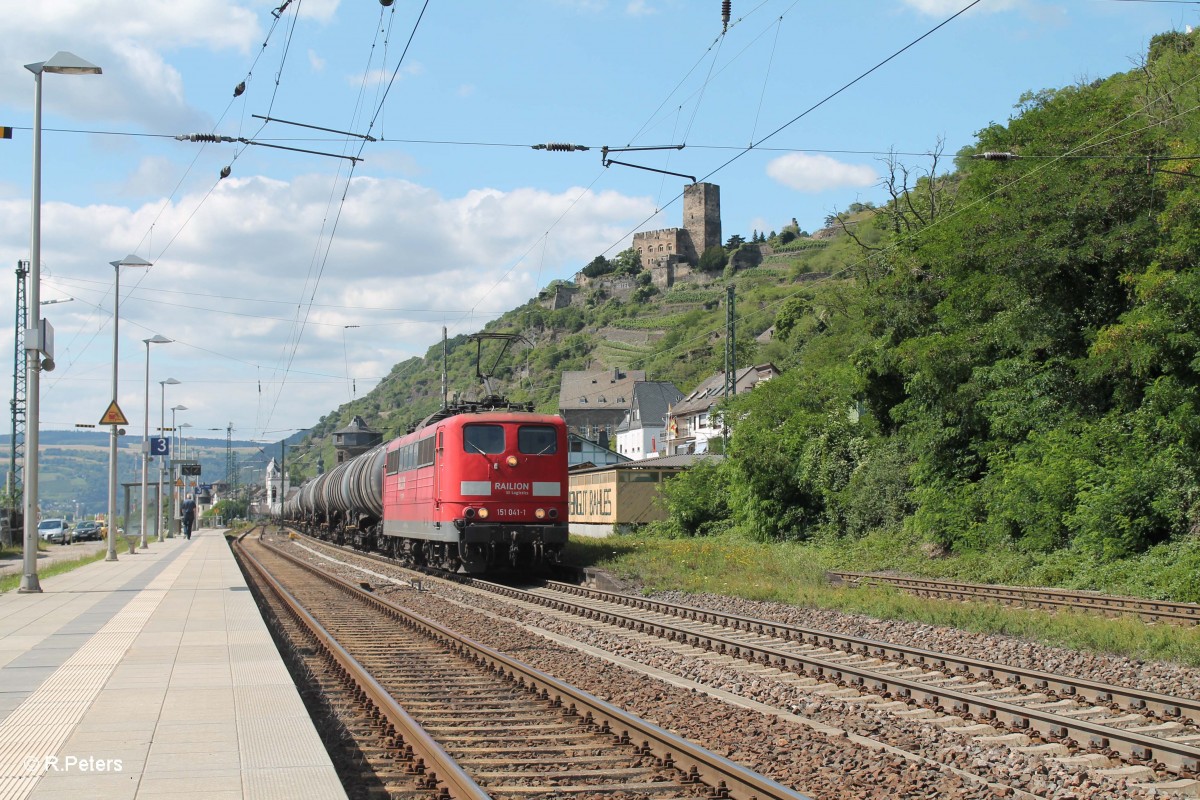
[0,546,197,800]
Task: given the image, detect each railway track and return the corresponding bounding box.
[234,530,811,800]
[826,570,1200,625]
[467,579,1200,775]
[273,527,1200,796]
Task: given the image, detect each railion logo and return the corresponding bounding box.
[494,482,531,492]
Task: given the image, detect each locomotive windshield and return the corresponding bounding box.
[518,425,558,454]
[464,424,505,454]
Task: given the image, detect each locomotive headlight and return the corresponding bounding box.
[464,508,476,519]
[506,455,518,467]
[535,508,546,519]
[478,508,489,519]
[548,508,559,519]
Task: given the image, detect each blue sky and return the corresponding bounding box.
[0,0,1194,454]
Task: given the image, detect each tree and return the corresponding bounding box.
[581,255,613,279]
[725,234,746,249]
[611,246,643,276]
[697,245,728,274]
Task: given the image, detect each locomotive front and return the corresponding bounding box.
[440,412,569,572]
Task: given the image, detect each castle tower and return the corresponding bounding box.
[683,182,721,259]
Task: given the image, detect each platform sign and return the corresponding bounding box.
[99,401,128,426]
[149,437,170,456]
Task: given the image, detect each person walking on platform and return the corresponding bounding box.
[181,494,197,540]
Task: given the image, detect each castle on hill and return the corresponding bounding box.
[631,182,721,289]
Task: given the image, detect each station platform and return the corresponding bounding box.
[0,529,347,800]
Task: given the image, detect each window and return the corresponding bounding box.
[464,424,505,454]
[518,425,558,455]
[417,435,435,466]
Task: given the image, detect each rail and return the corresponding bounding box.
[827,571,1200,625]
[249,530,812,800]
[234,533,489,800]
[473,579,1200,774]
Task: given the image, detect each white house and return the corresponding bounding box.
[614,381,683,460]
[665,364,779,454]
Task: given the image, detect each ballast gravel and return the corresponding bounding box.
[269,535,1194,800]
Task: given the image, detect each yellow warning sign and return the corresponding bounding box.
[99,401,128,426]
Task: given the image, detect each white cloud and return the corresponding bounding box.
[308,49,326,72]
[0,0,256,132]
[900,0,1026,16]
[0,173,654,435]
[112,157,185,198]
[765,153,877,193]
[296,0,340,23]
[626,1,656,16]
[353,62,424,87]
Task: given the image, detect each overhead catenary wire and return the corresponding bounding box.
[27,0,1191,433]
[261,0,431,432]
[486,4,1200,409]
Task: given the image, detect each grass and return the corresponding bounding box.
[563,532,1200,667]
[0,545,109,593]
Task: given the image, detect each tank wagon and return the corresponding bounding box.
[282,400,569,574]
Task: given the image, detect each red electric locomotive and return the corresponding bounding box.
[381,406,569,572]
[284,399,570,574]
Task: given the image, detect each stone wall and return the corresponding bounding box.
[541,283,579,310]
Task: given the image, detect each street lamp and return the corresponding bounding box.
[157,378,179,541]
[139,336,171,549]
[106,254,152,562]
[20,51,102,593]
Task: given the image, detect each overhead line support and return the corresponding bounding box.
[252,114,377,142]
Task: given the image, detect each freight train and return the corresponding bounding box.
[280,398,570,574]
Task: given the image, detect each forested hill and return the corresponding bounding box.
[298,30,1200,570]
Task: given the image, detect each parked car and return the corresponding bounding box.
[73,520,102,541]
[37,518,71,544]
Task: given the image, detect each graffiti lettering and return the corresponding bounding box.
[569,488,613,518]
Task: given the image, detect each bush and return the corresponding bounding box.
[659,458,733,536]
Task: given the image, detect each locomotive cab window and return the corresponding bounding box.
[518,425,558,455]
[464,424,505,454]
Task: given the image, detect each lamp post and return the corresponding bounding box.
[170,405,186,535]
[139,336,171,549]
[20,52,102,593]
[178,422,192,461]
[281,441,309,513]
[157,378,179,541]
[106,254,152,562]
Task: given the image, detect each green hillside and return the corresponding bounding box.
[289,30,1200,599]
[3,432,268,520]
